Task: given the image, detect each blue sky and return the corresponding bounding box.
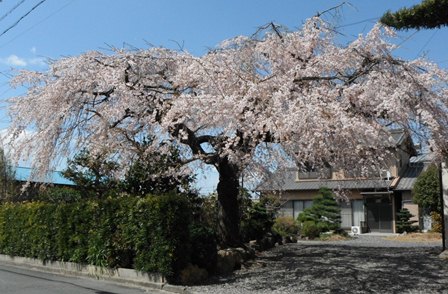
[0,0,447,193]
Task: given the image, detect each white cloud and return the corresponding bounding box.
[0,54,47,67]
[0,54,27,67]
[30,46,37,54]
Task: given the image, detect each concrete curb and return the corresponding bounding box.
[0,254,192,293]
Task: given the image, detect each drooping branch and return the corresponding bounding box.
[5,15,448,185]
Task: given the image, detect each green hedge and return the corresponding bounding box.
[0,193,191,280]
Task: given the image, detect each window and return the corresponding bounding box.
[340,200,365,228]
[352,200,365,227]
[279,201,293,218]
[340,202,352,228]
[292,200,313,219]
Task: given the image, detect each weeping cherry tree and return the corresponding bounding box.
[4,17,448,246]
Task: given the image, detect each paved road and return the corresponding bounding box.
[189,235,447,294]
[0,264,162,294]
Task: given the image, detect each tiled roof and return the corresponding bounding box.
[395,165,424,191]
[258,151,432,193]
[395,153,433,190]
[258,169,392,192]
[409,153,434,164]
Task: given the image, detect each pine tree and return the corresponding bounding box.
[298,187,341,231]
[396,208,418,233]
[381,0,448,30]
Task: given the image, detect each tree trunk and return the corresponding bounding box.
[216,157,241,248]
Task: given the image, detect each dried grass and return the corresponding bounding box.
[385,232,442,242]
[319,234,351,241]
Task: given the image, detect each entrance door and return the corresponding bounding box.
[365,197,393,233]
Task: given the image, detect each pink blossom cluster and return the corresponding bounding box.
[5,17,448,180]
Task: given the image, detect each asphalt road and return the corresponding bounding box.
[0,264,162,294]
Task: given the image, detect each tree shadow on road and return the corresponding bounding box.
[206,244,448,293]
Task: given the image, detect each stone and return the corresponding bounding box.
[179,264,208,285]
[216,249,238,275]
[233,247,255,261]
[248,240,260,251]
[439,250,448,260]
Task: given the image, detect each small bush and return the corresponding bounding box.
[431,211,443,233]
[301,221,321,239]
[272,217,299,238]
[334,228,349,237]
[396,208,418,233]
[240,202,274,242]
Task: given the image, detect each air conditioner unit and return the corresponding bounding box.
[351,226,361,235]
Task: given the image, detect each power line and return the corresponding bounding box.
[0,0,25,21]
[0,0,47,39]
[397,30,419,47]
[417,30,438,57]
[335,17,379,29]
[0,0,27,24]
[0,0,75,50]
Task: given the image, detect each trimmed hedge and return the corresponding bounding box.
[0,193,191,280]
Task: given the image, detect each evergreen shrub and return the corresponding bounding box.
[396,208,418,233]
[301,221,321,239]
[189,224,217,273]
[272,216,299,238]
[297,187,341,238]
[0,193,191,281]
[240,202,275,242]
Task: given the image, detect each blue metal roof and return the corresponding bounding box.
[14,166,75,186]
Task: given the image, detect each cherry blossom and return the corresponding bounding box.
[4,17,448,246]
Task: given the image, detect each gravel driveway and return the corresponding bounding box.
[188,235,447,294]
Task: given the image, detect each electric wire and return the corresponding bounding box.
[0,0,75,50]
[0,0,27,24]
[417,30,438,57]
[335,17,380,29]
[0,0,47,39]
[397,30,419,47]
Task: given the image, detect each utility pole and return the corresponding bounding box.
[441,161,448,253]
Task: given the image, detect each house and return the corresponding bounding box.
[1,166,76,201]
[259,129,432,233]
[14,166,75,187]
